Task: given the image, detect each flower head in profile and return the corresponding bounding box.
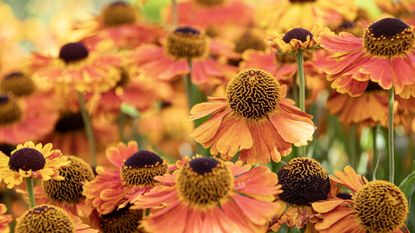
[319,17,415,95]
[83,141,168,215]
[267,27,329,54]
[30,41,122,93]
[15,204,97,233]
[133,156,282,233]
[257,0,357,32]
[191,69,315,164]
[0,203,12,233]
[312,166,409,233]
[0,141,70,188]
[0,92,58,145]
[133,26,235,86]
[270,157,333,232]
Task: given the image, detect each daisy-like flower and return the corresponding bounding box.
[312,166,409,233]
[0,71,36,98]
[169,0,253,38]
[28,156,95,218]
[257,0,357,32]
[0,141,69,189]
[133,26,235,86]
[96,68,172,113]
[83,141,168,215]
[191,69,315,164]
[15,204,97,233]
[327,82,389,126]
[81,1,164,49]
[98,204,144,233]
[133,157,281,233]
[0,91,58,145]
[270,157,332,232]
[0,204,12,233]
[31,41,122,93]
[319,17,415,95]
[267,27,329,54]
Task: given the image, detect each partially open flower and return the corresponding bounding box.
[100,1,137,28]
[267,27,330,53]
[312,166,409,233]
[30,41,122,93]
[83,141,167,214]
[0,72,35,97]
[0,141,69,189]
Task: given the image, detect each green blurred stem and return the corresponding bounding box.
[77,92,97,168]
[26,178,35,208]
[118,111,126,142]
[372,125,380,179]
[296,50,307,156]
[388,87,395,183]
[350,124,358,168]
[171,0,178,27]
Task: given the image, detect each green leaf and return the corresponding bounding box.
[121,103,139,118]
[399,161,415,203]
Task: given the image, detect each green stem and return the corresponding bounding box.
[77,92,97,168]
[296,50,306,157]
[171,0,178,28]
[350,124,358,168]
[388,87,395,183]
[25,178,35,208]
[118,111,126,142]
[372,125,379,179]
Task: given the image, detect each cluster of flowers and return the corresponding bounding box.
[0,0,413,232]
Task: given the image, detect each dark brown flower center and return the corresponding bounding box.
[194,0,225,6]
[16,205,74,233]
[101,1,137,27]
[177,157,232,209]
[43,156,94,203]
[59,42,89,63]
[234,31,266,54]
[354,180,408,233]
[166,26,206,59]
[283,28,313,43]
[9,148,46,172]
[277,157,330,205]
[0,95,21,126]
[1,72,35,97]
[226,69,280,119]
[121,150,167,186]
[363,18,415,57]
[54,112,84,133]
[99,204,144,233]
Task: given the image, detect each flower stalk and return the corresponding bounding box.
[25,178,35,208]
[77,92,97,168]
[388,87,395,183]
[296,50,307,157]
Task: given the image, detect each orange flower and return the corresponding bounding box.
[30,41,122,93]
[0,90,58,145]
[133,157,282,233]
[376,0,415,26]
[270,157,335,232]
[0,204,12,233]
[191,69,315,164]
[96,69,172,113]
[80,1,164,49]
[319,18,415,95]
[132,26,235,86]
[15,204,97,233]
[83,141,168,215]
[312,166,409,233]
[257,0,357,32]
[167,0,253,37]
